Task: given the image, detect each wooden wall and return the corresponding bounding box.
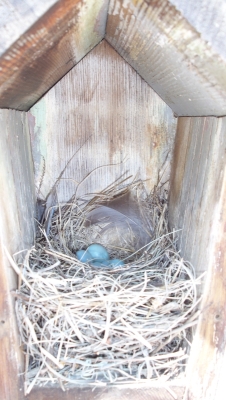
[106,0,226,116]
[169,116,226,399]
[29,40,176,203]
[1,49,226,400]
[0,110,36,400]
[169,117,226,275]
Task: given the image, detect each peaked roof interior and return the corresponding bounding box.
[0,0,226,116]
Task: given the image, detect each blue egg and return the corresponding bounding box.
[76,250,93,263]
[90,260,110,268]
[87,244,109,261]
[109,258,125,267]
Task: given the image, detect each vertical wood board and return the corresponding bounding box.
[29,40,176,203]
[106,0,226,116]
[0,110,36,400]
[183,119,226,399]
[169,117,226,276]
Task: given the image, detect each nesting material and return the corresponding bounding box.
[12,179,201,394]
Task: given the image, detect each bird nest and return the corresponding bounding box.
[10,178,202,394]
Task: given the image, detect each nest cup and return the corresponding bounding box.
[12,178,201,394]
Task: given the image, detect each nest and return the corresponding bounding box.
[10,178,202,394]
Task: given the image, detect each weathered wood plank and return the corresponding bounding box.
[169,116,226,399]
[186,144,226,400]
[106,0,226,116]
[169,117,226,275]
[0,0,108,110]
[0,0,57,56]
[168,118,191,225]
[175,118,205,269]
[29,40,176,203]
[170,0,226,60]
[0,110,36,400]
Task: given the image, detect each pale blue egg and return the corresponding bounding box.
[87,244,109,261]
[109,259,125,267]
[76,250,93,263]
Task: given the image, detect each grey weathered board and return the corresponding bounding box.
[29,40,176,203]
[106,0,226,116]
[0,0,57,56]
[170,0,226,59]
[0,110,36,400]
[169,117,226,275]
[1,0,226,117]
[0,0,108,110]
[169,116,226,400]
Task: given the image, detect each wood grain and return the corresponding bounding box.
[169,117,226,276]
[106,0,226,116]
[186,144,226,400]
[0,0,108,110]
[29,40,176,203]
[0,0,57,56]
[0,110,36,400]
[2,0,226,116]
[170,0,226,60]
[169,116,226,399]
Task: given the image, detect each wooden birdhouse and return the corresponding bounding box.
[0,1,226,399]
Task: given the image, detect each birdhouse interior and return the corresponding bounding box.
[0,1,226,400]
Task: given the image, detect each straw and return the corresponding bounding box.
[11,178,202,393]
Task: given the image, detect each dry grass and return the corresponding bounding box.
[9,178,202,394]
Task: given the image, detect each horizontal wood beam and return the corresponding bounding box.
[0,0,108,111]
[106,0,226,116]
[0,0,58,56]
